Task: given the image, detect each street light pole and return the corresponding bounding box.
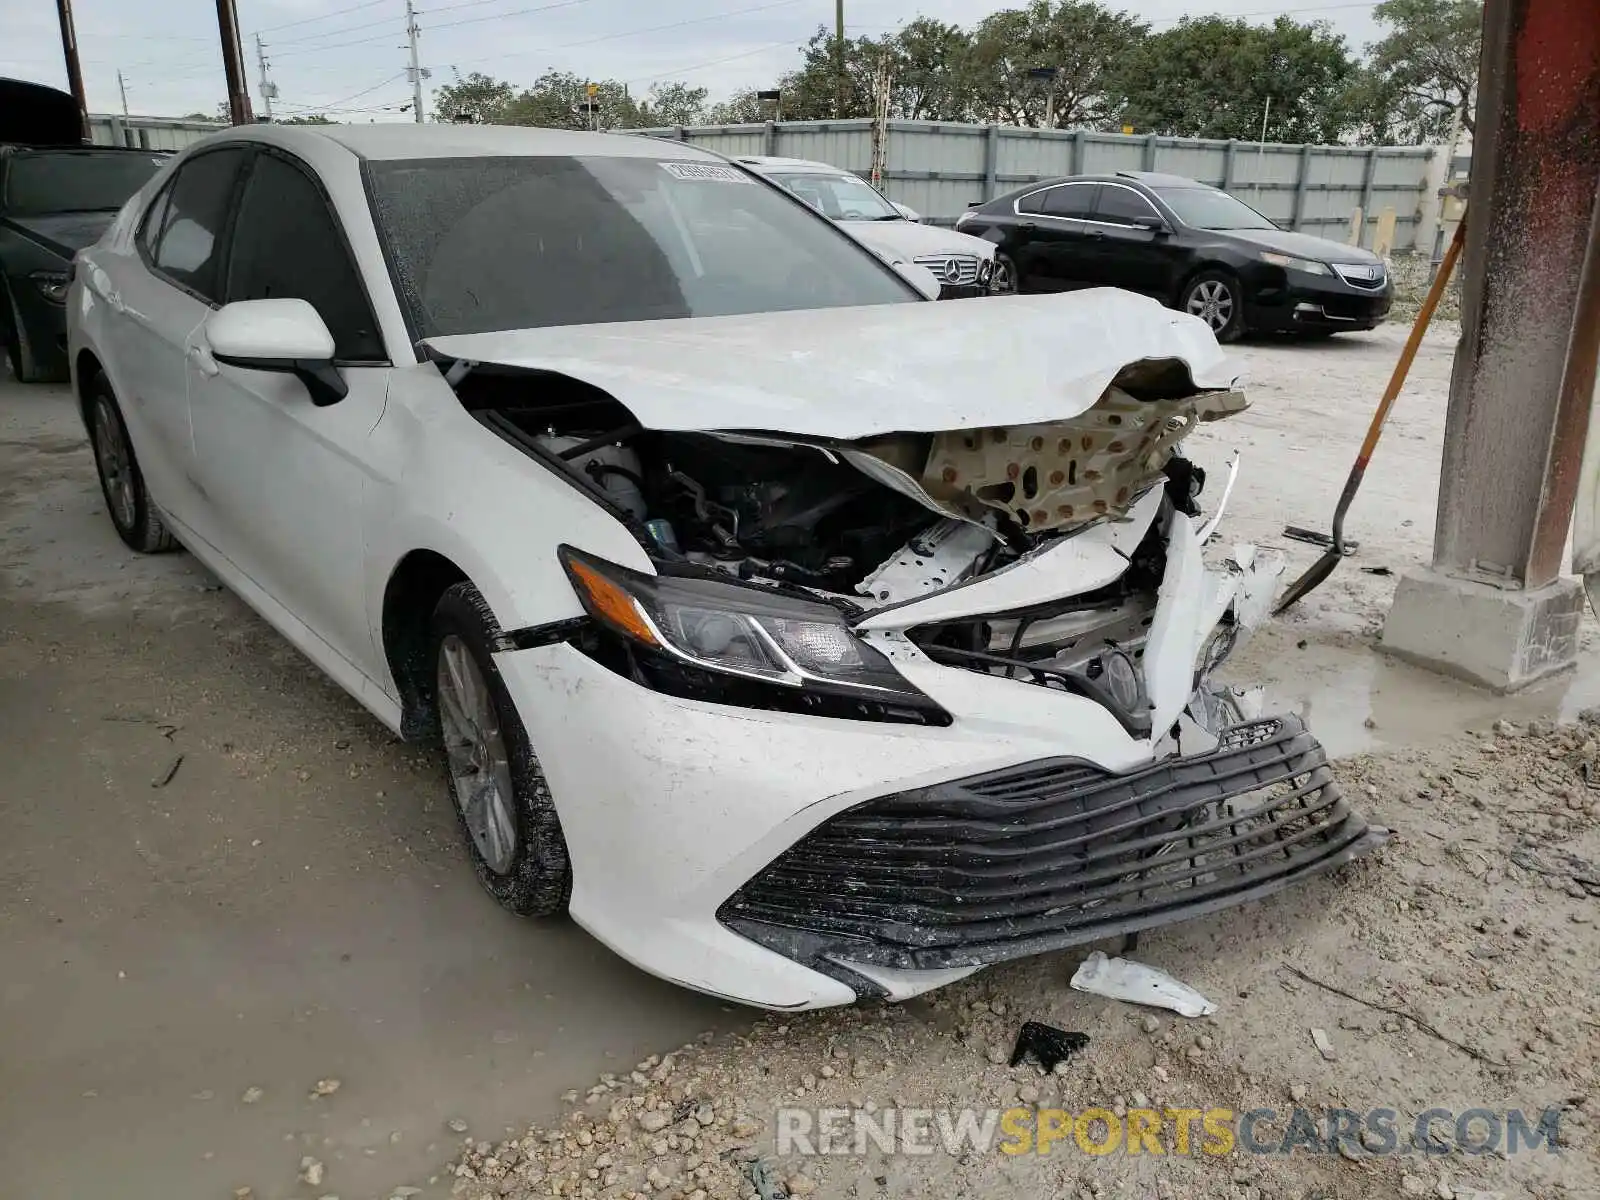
[405,0,426,123]
[215,0,253,124]
[834,0,845,118]
[54,0,90,140]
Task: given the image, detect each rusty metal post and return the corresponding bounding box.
[1381,0,1600,690]
[54,0,90,141]
[1433,0,1600,586]
[216,0,254,125]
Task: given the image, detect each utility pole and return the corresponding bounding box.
[405,0,425,124]
[215,0,253,124]
[834,0,845,118]
[54,0,90,140]
[254,34,277,121]
[117,70,129,117]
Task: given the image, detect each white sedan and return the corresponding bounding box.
[68,123,1382,1010]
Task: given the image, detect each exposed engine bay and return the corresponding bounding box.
[454,360,1267,741]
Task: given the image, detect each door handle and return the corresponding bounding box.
[186,342,220,377]
[1088,230,1108,240]
[1020,221,1038,231]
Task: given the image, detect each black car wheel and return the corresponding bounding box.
[1181,270,1245,343]
[86,374,178,553]
[989,253,1020,296]
[430,580,572,917]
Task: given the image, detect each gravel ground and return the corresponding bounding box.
[1388,252,1464,324]
[435,717,1599,1200]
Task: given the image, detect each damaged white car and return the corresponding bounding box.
[68,124,1384,1010]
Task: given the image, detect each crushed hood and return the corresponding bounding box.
[425,289,1241,441]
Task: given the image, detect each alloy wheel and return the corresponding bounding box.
[92,397,137,531]
[1185,279,1235,333]
[437,633,518,875]
[989,258,1017,296]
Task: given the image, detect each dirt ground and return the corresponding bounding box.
[2,319,1597,1200]
[441,717,1600,1200]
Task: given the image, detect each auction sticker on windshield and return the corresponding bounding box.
[660,161,750,183]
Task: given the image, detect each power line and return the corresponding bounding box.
[255,0,391,34]
[624,38,799,86]
[268,14,401,49]
[425,0,601,27]
[449,0,808,70]
[280,71,406,112]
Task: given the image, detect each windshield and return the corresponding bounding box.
[1154,186,1277,231]
[5,150,165,215]
[367,155,915,337]
[766,171,901,221]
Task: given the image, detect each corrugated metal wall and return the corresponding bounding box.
[637,119,1438,250]
[88,115,221,152]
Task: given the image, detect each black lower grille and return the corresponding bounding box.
[720,716,1385,973]
[937,283,988,300]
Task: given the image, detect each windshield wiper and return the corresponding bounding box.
[871,213,904,221]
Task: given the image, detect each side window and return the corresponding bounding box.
[150,149,246,301]
[1016,189,1048,215]
[1042,184,1096,219]
[136,180,174,257]
[1096,186,1162,226]
[225,152,384,362]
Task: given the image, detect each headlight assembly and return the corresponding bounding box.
[29,270,69,305]
[1259,252,1331,276]
[559,546,948,724]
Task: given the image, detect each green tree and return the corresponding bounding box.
[279,113,334,124]
[1366,0,1482,141]
[636,81,709,126]
[1112,16,1359,143]
[887,18,980,120]
[707,88,770,123]
[432,72,514,124]
[501,71,640,130]
[967,0,1148,128]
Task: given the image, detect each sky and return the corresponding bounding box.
[1,0,1391,122]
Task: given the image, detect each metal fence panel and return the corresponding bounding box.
[93,114,1439,249]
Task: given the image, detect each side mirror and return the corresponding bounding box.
[892,201,921,222]
[1132,216,1170,235]
[892,259,942,300]
[205,298,348,407]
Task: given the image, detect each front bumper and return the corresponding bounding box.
[1246,272,1393,332]
[496,599,1384,1010]
[937,283,991,300]
[4,272,69,376]
[721,715,1384,976]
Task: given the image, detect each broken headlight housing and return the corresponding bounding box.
[559,546,948,724]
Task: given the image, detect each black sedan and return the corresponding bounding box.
[955,170,1392,341]
[1,144,166,381]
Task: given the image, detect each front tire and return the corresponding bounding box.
[989,253,1020,296]
[430,581,571,917]
[2,293,56,384]
[1180,270,1245,343]
[87,375,178,553]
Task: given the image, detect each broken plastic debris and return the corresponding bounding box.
[1069,950,1218,1018]
[1009,1021,1090,1073]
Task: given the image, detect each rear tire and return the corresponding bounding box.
[1180,270,1245,343]
[430,581,572,918]
[86,374,178,553]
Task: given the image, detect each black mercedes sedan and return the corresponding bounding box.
[955,170,1392,341]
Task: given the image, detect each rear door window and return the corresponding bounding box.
[1041,184,1097,219]
[224,151,384,362]
[149,148,247,302]
[1094,186,1163,226]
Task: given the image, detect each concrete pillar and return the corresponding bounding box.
[1381,0,1600,691]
